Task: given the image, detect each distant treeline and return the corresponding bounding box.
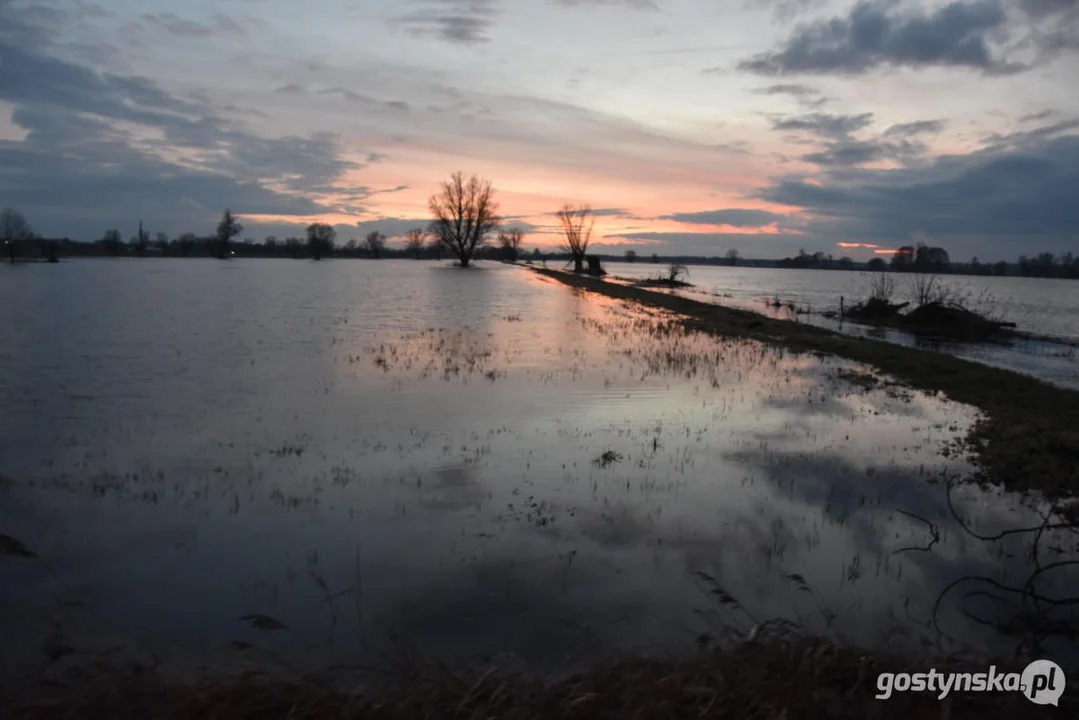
[762,242,1079,279]
[3,204,1075,279]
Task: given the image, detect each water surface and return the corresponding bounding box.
[600,261,1079,389]
[1,259,1076,681]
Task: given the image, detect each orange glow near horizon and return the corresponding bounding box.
[837,242,881,249]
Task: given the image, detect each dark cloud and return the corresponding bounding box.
[752,83,819,97]
[140,12,246,38]
[0,41,365,239]
[752,125,1079,256]
[659,209,784,227]
[739,0,1023,76]
[770,111,934,167]
[394,0,499,45]
[883,119,947,137]
[1019,109,1054,122]
[543,207,638,218]
[1020,0,1079,19]
[772,112,875,138]
[751,83,828,108]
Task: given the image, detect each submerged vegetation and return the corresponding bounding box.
[846,273,1017,342]
[533,266,1079,500]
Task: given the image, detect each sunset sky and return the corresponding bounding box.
[1,0,1076,259]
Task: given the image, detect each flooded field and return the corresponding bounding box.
[1,259,1077,682]
[601,262,1079,389]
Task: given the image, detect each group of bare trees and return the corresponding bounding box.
[425,171,598,271]
[3,173,601,269]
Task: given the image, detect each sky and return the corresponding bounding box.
[0,0,1077,260]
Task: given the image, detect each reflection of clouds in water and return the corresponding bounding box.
[418,462,489,511]
[4,262,1075,675]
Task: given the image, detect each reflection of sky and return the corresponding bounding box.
[603,262,1079,388]
[1,260,1076,678]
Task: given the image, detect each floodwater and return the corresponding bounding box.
[0,259,1076,682]
[601,262,1079,389]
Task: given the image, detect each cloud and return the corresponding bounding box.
[0,41,364,238]
[542,207,638,218]
[752,124,1079,256]
[659,208,785,227]
[393,0,499,45]
[769,111,936,167]
[772,112,875,138]
[752,83,819,97]
[1019,109,1054,122]
[883,119,947,137]
[274,83,307,95]
[318,86,377,104]
[739,0,1023,76]
[140,12,246,38]
[751,83,829,107]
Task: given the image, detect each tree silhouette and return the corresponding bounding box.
[624,249,637,263]
[890,245,914,271]
[101,229,123,256]
[1,207,33,262]
[498,228,524,261]
[364,231,386,259]
[726,248,739,266]
[285,237,302,259]
[215,209,242,259]
[556,204,594,273]
[307,223,336,260]
[404,228,426,259]
[428,171,500,268]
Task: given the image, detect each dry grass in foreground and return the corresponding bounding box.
[0,631,1072,720]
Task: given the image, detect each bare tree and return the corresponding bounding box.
[498,227,524,261]
[624,249,637,263]
[285,237,303,259]
[556,204,594,273]
[726,248,739,266]
[307,223,336,260]
[428,234,444,260]
[428,171,500,268]
[177,232,197,257]
[404,228,426,259]
[666,263,689,283]
[215,209,242,259]
[1,207,33,262]
[364,231,386,259]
